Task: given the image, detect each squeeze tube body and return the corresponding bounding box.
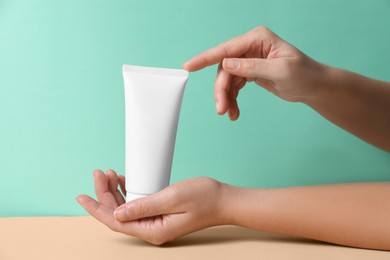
[122,64,188,202]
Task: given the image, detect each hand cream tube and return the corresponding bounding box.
[122,64,188,202]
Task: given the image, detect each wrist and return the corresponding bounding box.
[217,183,269,228]
[216,183,242,225]
[301,63,338,107]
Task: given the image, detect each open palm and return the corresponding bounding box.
[77,170,225,245]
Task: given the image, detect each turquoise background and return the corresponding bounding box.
[0,0,389,217]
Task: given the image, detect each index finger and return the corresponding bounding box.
[183,30,254,72]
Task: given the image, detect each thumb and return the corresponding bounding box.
[114,194,173,222]
[222,58,274,80]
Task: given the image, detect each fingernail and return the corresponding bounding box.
[228,110,234,120]
[75,196,83,204]
[224,59,240,70]
[182,61,190,70]
[216,100,221,113]
[114,208,128,221]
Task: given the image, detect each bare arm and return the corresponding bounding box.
[77,171,390,250]
[183,26,390,151]
[223,182,390,250]
[304,67,390,151]
[77,27,390,249]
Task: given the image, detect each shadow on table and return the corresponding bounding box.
[117,226,328,248]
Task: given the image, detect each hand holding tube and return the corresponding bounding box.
[77,169,390,250]
[77,170,226,245]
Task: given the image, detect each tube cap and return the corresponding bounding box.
[126,192,147,203]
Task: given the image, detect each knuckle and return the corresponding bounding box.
[277,58,295,78]
[164,185,181,209]
[167,186,179,201]
[134,201,148,218]
[248,59,257,70]
[241,59,260,78]
[243,59,256,71]
[279,58,303,79]
[198,177,221,190]
[252,25,270,35]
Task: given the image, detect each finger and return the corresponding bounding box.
[77,195,192,245]
[234,76,247,91]
[228,86,240,121]
[106,169,118,191]
[231,75,246,89]
[182,26,282,72]
[182,30,255,72]
[222,58,277,81]
[94,169,118,209]
[227,77,245,121]
[77,194,176,245]
[127,213,196,245]
[118,175,126,197]
[76,195,120,231]
[214,63,231,115]
[114,189,180,222]
[106,169,126,206]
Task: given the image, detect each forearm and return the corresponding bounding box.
[221,182,390,250]
[304,66,390,152]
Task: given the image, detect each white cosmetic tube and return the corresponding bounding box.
[122,64,188,202]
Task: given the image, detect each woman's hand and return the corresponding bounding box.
[77,169,390,250]
[183,25,390,151]
[183,26,326,120]
[77,170,228,245]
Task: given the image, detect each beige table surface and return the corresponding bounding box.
[0,216,388,260]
